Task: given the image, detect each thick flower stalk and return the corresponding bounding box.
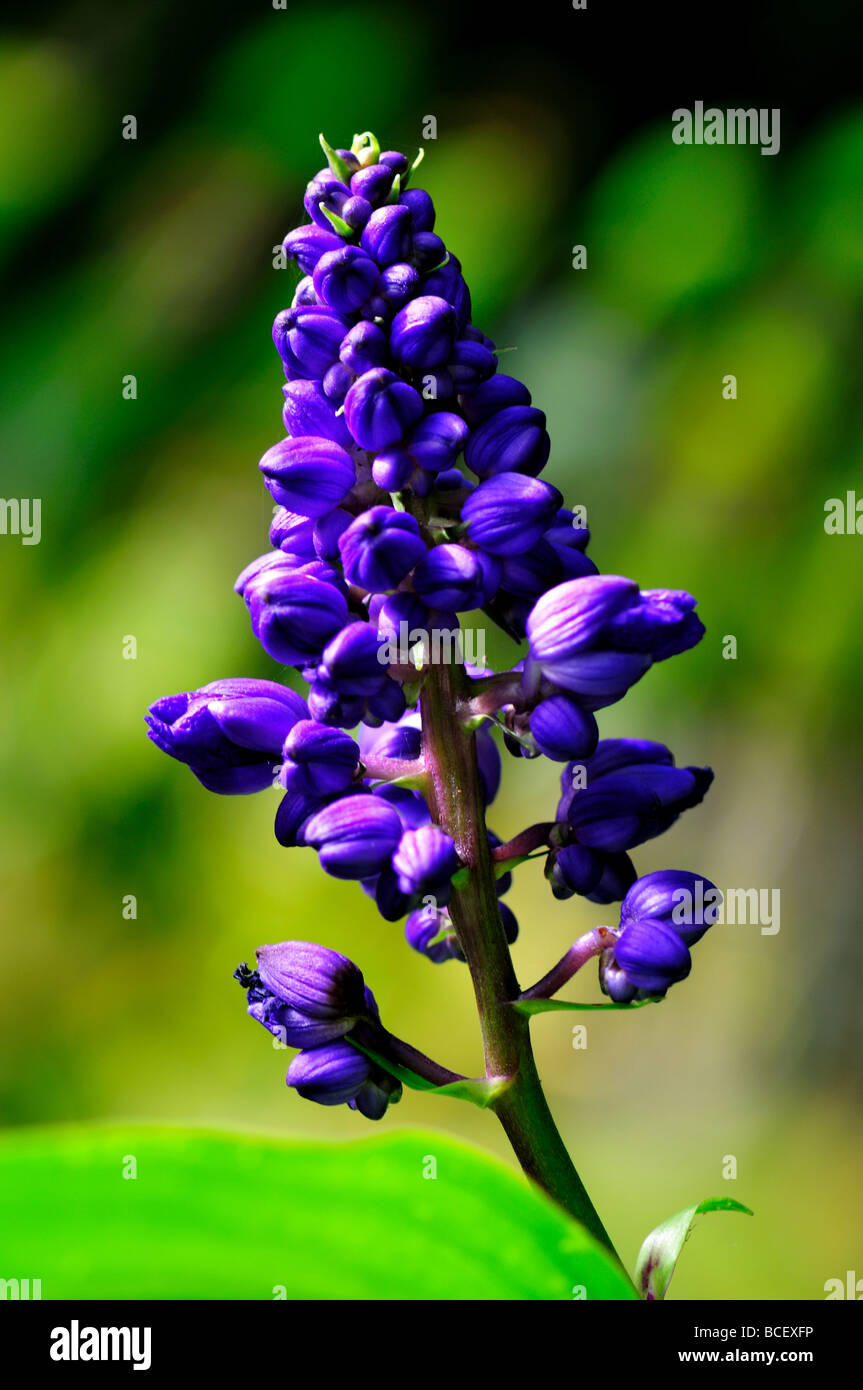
[146,131,719,1263]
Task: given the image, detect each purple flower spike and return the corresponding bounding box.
[304,792,404,879]
[259,436,356,517]
[145,678,308,794]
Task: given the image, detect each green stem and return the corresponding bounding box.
[419,661,625,1265]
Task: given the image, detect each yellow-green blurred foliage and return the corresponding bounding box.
[1,2,861,1299]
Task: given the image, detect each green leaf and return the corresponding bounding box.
[513,997,660,1016]
[0,1124,638,1300]
[635,1197,754,1301]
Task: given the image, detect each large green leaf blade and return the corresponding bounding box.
[635,1197,753,1300]
[0,1124,637,1301]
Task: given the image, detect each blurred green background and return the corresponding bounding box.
[1,0,861,1299]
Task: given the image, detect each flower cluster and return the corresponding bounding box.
[145,131,719,1116]
[236,942,402,1119]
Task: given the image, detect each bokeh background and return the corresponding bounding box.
[1,0,862,1299]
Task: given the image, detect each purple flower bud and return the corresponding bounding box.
[400,187,435,231]
[405,904,461,963]
[462,474,562,554]
[498,539,563,598]
[259,436,356,517]
[605,589,706,661]
[412,543,485,611]
[256,940,367,1020]
[304,792,403,878]
[350,163,396,205]
[282,307,349,378]
[322,361,353,403]
[291,276,318,308]
[584,851,638,905]
[527,576,703,704]
[379,150,409,175]
[283,225,343,275]
[312,507,352,562]
[546,843,605,899]
[313,246,380,313]
[339,321,388,374]
[556,739,714,858]
[545,506,590,555]
[280,719,360,796]
[315,621,389,695]
[422,254,471,329]
[237,555,348,665]
[286,1041,401,1119]
[391,295,457,369]
[286,1040,373,1104]
[392,825,459,900]
[465,405,550,479]
[274,787,328,847]
[605,918,692,1001]
[338,505,427,592]
[282,380,352,447]
[371,447,414,490]
[620,869,721,946]
[529,695,598,762]
[404,411,468,472]
[527,575,639,665]
[497,900,519,945]
[371,592,431,646]
[344,368,423,451]
[303,172,351,230]
[373,782,430,831]
[246,992,353,1050]
[445,336,496,389]
[145,678,307,794]
[375,261,421,310]
[341,194,372,230]
[358,712,422,761]
[360,204,413,267]
[412,231,447,270]
[474,549,502,602]
[459,373,532,426]
[270,508,317,558]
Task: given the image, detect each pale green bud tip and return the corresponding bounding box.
[351,131,381,167]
